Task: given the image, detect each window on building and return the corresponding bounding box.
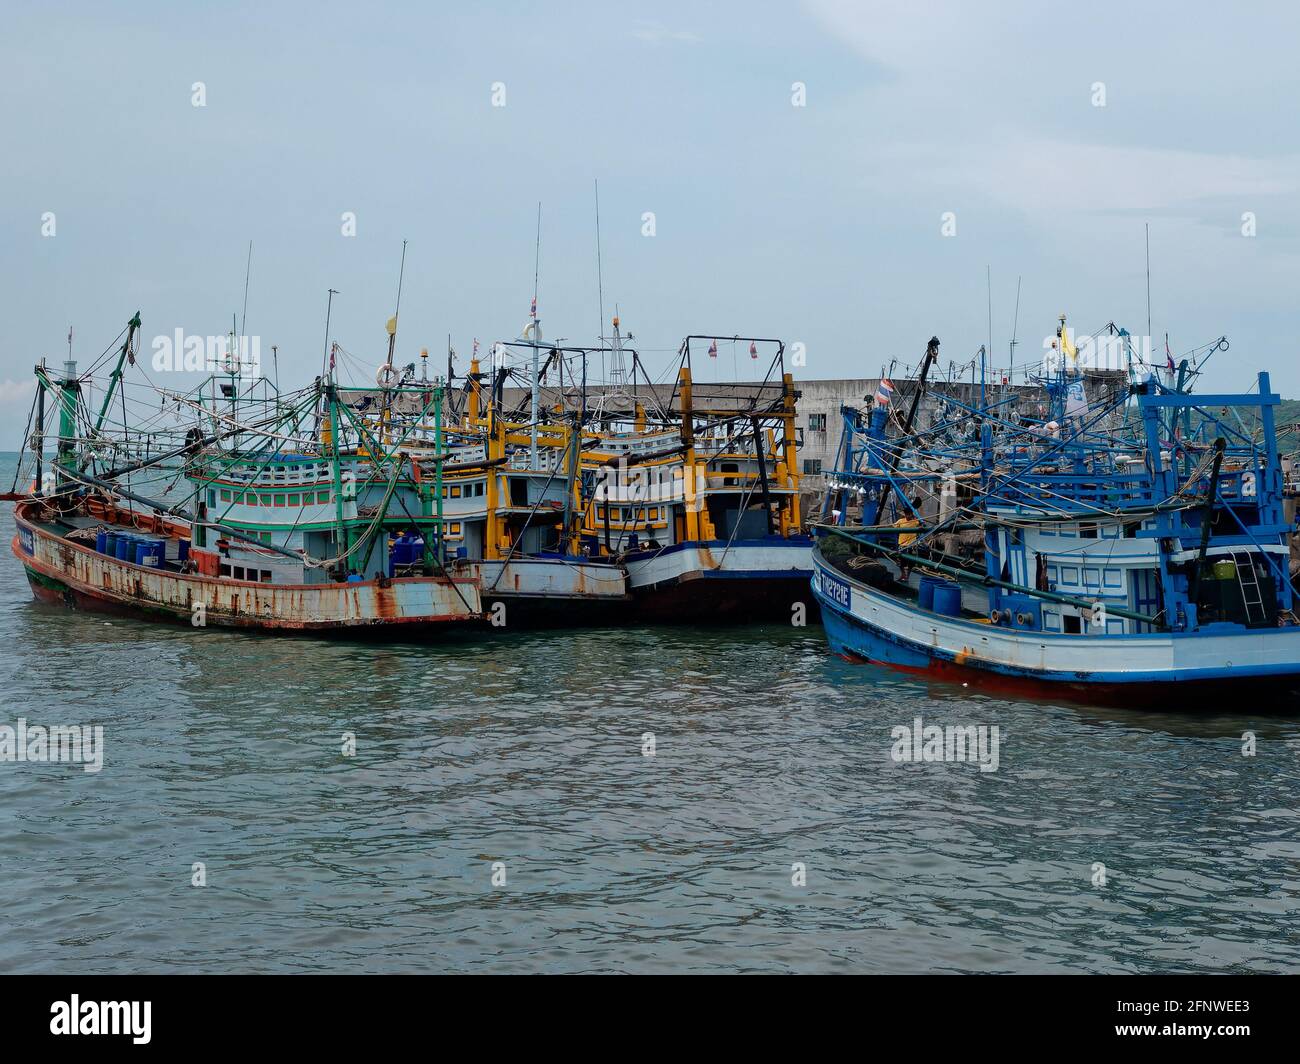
[802,459,823,475]
[808,413,827,431]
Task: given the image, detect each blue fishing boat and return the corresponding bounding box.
[811,339,1300,706]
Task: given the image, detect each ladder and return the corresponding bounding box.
[1231,550,1268,626]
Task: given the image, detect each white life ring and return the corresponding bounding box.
[376,363,401,388]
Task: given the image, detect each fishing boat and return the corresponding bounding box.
[11,317,483,634]
[576,329,814,622]
[432,340,629,627]
[811,331,1300,706]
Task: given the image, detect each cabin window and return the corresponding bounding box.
[220,489,231,502]
[233,566,246,580]
[317,491,329,504]
[451,486,462,498]
[802,459,822,475]
[220,564,231,577]
[1079,523,1098,539]
[274,494,285,507]
[260,532,271,544]
[208,490,217,507]
[260,493,272,506]
[808,413,827,431]
[1063,614,1082,635]
[1123,522,1140,538]
[260,570,272,583]
[449,522,462,536]
[288,494,299,506]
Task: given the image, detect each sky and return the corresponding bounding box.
[2,0,1299,448]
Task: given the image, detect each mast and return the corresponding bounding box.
[870,336,939,525]
[92,312,141,438]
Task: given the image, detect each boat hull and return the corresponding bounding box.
[812,549,1300,708]
[623,537,819,623]
[461,557,633,629]
[13,507,482,636]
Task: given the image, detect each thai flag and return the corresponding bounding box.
[708,339,717,358]
[875,378,894,406]
[530,296,537,319]
[749,341,758,359]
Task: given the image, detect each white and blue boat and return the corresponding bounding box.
[812,355,1300,707]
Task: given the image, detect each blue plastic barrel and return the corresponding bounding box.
[103,533,119,557]
[135,539,162,568]
[932,582,962,617]
[115,536,133,561]
[918,576,938,611]
[95,529,108,554]
[177,538,190,562]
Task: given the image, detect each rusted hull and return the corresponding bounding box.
[13,507,482,635]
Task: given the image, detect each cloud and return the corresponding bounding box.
[632,21,702,46]
[0,379,36,407]
[898,135,1297,216]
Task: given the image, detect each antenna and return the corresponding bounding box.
[240,240,252,337]
[986,265,993,381]
[394,239,408,321]
[595,180,606,347]
[1145,223,1152,340]
[533,202,542,319]
[1009,275,1021,382]
[322,288,338,378]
